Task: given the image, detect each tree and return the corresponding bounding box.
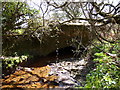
[46,1,83,22]
[45,0,120,42]
[46,1,120,25]
[2,2,39,34]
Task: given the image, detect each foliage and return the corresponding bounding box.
[84,41,120,88]
[11,29,25,34]
[2,2,39,34]
[2,55,28,70]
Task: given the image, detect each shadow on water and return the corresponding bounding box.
[20,46,76,67]
[2,46,79,77]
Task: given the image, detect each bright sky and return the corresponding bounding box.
[25,0,120,20]
[27,0,119,6]
[27,0,120,12]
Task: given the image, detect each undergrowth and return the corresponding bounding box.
[80,40,120,88]
[2,54,29,77]
[2,55,28,69]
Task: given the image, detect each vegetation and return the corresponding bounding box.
[2,2,39,74]
[84,41,120,88]
[1,0,120,89]
[2,2,39,35]
[2,55,28,69]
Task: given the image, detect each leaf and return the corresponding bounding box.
[94,52,106,57]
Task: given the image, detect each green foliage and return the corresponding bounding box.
[2,2,39,34]
[11,29,25,34]
[84,41,120,88]
[2,55,28,69]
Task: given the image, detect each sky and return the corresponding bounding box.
[25,0,120,20]
[19,0,119,28]
[27,0,120,13]
[27,0,119,5]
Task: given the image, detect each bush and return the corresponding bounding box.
[2,55,28,70]
[84,41,120,88]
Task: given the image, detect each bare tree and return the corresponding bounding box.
[45,0,120,42]
[29,0,120,43]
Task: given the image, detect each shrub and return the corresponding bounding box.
[2,55,28,70]
[84,41,120,88]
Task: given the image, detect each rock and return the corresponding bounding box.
[48,58,90,88]
[16,66,33,72]
[23,67,33,72]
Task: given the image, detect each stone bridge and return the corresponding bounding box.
[3,23,95,56]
